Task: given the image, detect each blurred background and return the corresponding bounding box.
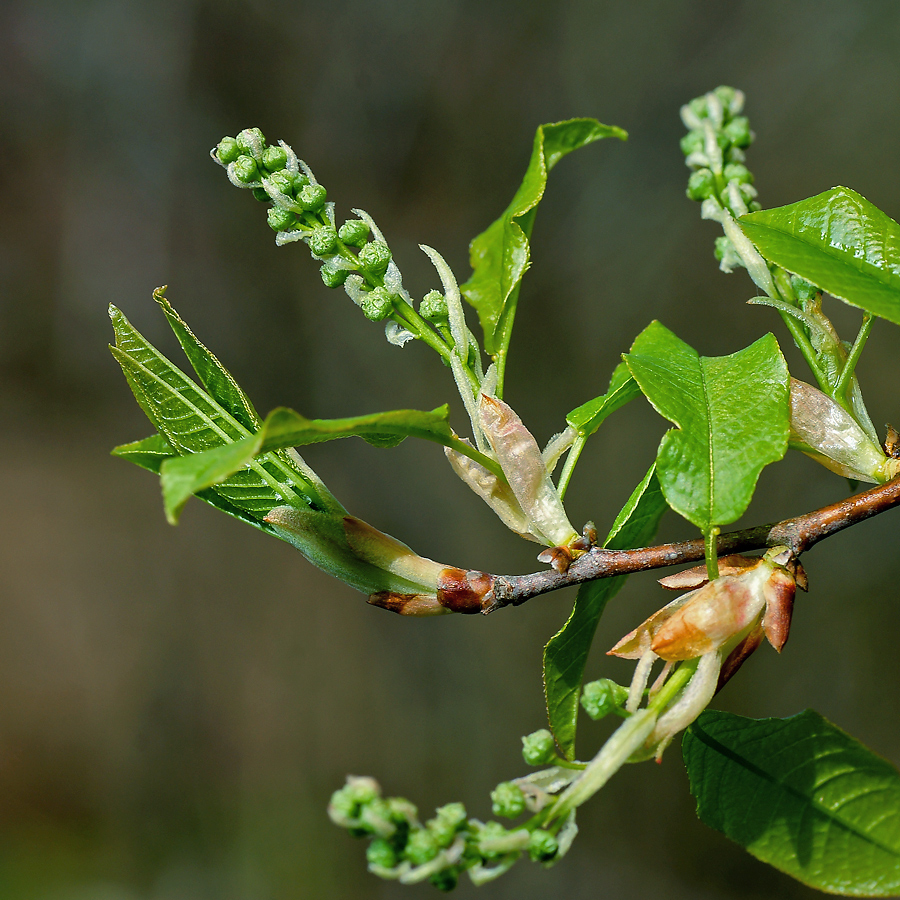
[2,1,900,897]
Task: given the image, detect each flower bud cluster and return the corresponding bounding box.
[579,678,629,721]
[329,767,567,890]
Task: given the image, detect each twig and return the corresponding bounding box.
[484,476,900,613]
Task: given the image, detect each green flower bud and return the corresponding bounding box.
[266,170,296,197]
[251,187,270,202]
[405,828,439,865]
[476,821,512,860]
[428,802,467,847]
[387,796,418,826]
[216,136,240,164]
[688,95,708,120]
[345,777,380,806]
[791,275,819,301]
[366,837,398,870]
[680,130,704,157]
[308,225,338,256]
[527,829,559,862]
[429,868,459,892]
[419,289,449,321]
[358,240,392,277]
[360,286,395,321]
[747,200,762,212]
[491,781,526,819]
[521,729,556,766]
[298,183,327,212]
[714,235,744,272]
[329,786,360,821]
[360,797,396,837]
[723,162,753,185]
[713,85,739,112]
[262,145,288,172]
[580,678,629,721]
[686,168,716,201]
[723,115,752,148]
[236,127,266,158]
[268,206,298,232]
[321,262,349,288]
[339,218,370,247]
[232,155,260,184]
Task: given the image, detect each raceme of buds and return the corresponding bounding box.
[788,379,900,483]
[264,506,494,616]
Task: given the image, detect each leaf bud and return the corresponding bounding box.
[686,168,716,201]
[360,286,395,321]
[723,162,753,185]
[267,206,298,232]
[266,170,296,197]
[262,144,288,172]
[339,218,370,247]
[419,289,449,321]
[298,183,327,212]
[490,781,526,819]
[308,225,339,256]
[235,127,266,159]
[723,115,752,147]
[358,240,393,277]
[405,827,440,865]
[232,155,260,184]
[521,729,556,766]
[580,678,629,720]
[527,828,559,862]
[321,261,350,288]
[680,129,704,157]
[215,136,240,164]
[366,838,398,870]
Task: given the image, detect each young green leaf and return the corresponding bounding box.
[683,709,900,896]
[740,187,900,325]
[543,466,666,759]
[625,321,789,533]
[111,433,176,473]
[460,118,626,385]
[565,362,641,436]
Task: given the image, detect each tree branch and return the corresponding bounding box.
[484,476,900,613]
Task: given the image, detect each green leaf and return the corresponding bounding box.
[154,288,261,430]
[683,709,900,896]
[624,321,789,532]
[460,119,627,360]
[543,466,666,759]
[740,187,900,324]
[109,304,326,523]
[112,433,176,473]
[565,362,641,436]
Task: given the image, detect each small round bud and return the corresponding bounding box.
[521,729,556,766]
[527,829,559,862]
[262,145,288,172]
[580,678,629,721]
[747,200,762,212]
[266,170,296,197]
[232,155,260,184]
[429,868,459,892]
[428,802,467,847]
[366,838,398,870]
[419,290,449,321]
[216,136,240,164]
[360,798,396,837]
[268,206,298,232]
[251,187,270,202]
[688,95,708,120]
[680,130,704,157]
[405,828,439,865]
[490,782,526,819]
[321,262,349,288]
[686,168,716,201]
[308,225,338,256]
[723,116,752,148]
[723,162,753,185]
[345,777,380,806]
[358,240,392,277]
[360,286,395,321]
[713,85,739,112]
[329,786,359,821]
[475,821,510,860]
[298,183,327,212]
[236,127,266,158]
[339,218,370,247]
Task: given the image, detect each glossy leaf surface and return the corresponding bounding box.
[740,187,900,324]
[625,322,789,532]
[684,709,900,895]
[543,466,666,759]
[461,119,626,357]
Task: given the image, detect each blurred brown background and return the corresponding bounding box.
[2,1,900,898]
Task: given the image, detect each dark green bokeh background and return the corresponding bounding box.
[2,2,899,897]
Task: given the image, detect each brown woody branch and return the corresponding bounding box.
[481,476,900,613]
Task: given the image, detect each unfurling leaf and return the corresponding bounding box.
[684,709,900,896]
[625,321,789,533]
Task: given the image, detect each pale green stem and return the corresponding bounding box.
[705,527,720,581]
[556,434,587,500]
[834,313,874,405]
